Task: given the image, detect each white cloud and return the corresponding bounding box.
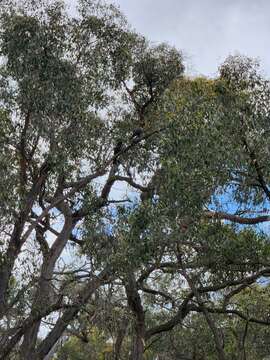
[112,0,270,77]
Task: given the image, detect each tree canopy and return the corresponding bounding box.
[0,1,270,359]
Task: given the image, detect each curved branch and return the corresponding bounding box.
[114,176,148,192]
[204,210,270,224]
[194,305,270,326]
[140,285,175,304]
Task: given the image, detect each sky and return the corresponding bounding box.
[109,0,270,78]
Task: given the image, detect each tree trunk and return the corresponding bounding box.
[35,268,111,359]
[20,216,74,359]
[0,242,19,316]
[130,326,145,360]
[114,317,128,360]
[0,170,48,317]
[125,272,146,360]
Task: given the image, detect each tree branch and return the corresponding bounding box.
[204,210,270,224]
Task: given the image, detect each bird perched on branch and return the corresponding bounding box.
[113,139,123,164]
[130,127,143,141]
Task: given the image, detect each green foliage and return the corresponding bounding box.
[1,1,270,359]
[55,327,110,360]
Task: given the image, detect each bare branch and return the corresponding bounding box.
[204,210,270,224]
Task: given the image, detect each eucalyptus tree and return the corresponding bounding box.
[83,59,270,359]
[0,0,185,359]
[1,0,270,359]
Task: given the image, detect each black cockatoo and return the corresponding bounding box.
[113,139,123,164]
[130,127,143,141]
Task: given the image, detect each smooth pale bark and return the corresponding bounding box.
[0,302,64,360]
[35,268,111,359]
[20,215,75,359]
